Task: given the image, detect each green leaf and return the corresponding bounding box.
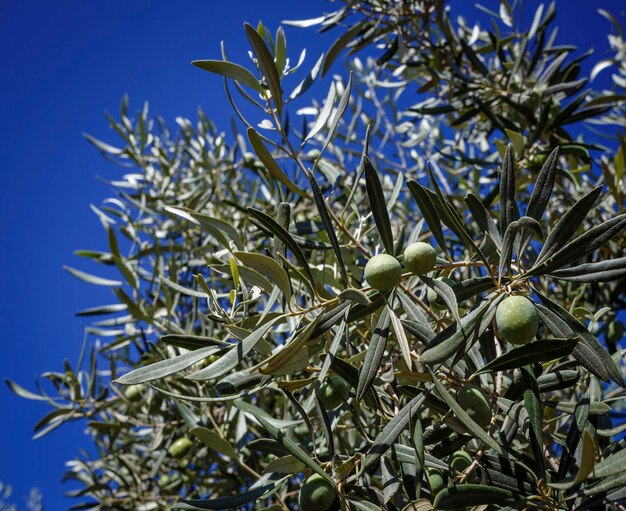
[322,73,351,150]
[550,429,595,489]
[590,447,626,480]
[107,226,137,288]
[504,129,525,155]
[190,426,238,459]
[521,365,545,478]
[363,389,430,470]
[305,82,336,141]
[322,22,366,76]
[428,367,503,455]
[533,186,603,268]
[465,192,502,250]
[421,276,460,323]
[244,23,283,116]
[407,180,448,257]
[5,379,53,402]
[177,474,287,510]
[306,172,349,285]
[160,276,207,298]
[433,484,514,509]
[115,346,220,385]
[234,400,334,485]
[260,313,321,375]
[233,251,292,304]
[248,207,316,289]
[419,297,496,365]
[499,144,520,234]
[474,338,577,375]
[364,156,395,255]
[247,128,310,199]
[64,266,122,286]
[499,216,543,279]
[187,316,282,381]
[338,288,370,305]
[389,307,413,370]
[192,60,263,92]
[357,306,391,399]
[549,257,626,283]
[535,293,624,386]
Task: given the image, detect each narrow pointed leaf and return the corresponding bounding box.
[233,251,292,303]
[187,317,281,381]
[533,186,603,266]
[364,156,394,254]
[428,367,503,454]
[407,180,448,257]
[499,145,520,234]
[357,306,391,399]
[244,23,282,116]
[191,60,263,92]
[433,485,514,509]
[247,128,310,199]
[234,400,334,484]
[115,346,221,385]
[475,338,577,375]
[363,389,430,470]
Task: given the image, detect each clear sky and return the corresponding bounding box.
[0,0,624,509]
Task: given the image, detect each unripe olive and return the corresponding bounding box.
[364,254,402,292]
[124,384,145,402]
[495,295,539,345]
[318,375,350,410]
[427,277,455,311]
[456,387,491,428]
[528,152,548,170]
[607,321,624,345]
[450,450,479,483]
[450,450,473,474]
[168,437,192,459]
[403,242,436,276]
[298,474,337,511]
[426,468,445,496]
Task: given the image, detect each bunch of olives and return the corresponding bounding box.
[364,241,436,291]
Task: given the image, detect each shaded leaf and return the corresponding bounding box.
[364,156,394,255]
[192,60,262,92]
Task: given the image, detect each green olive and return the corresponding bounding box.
[123,384,145,402]
[298,473,337,511]
[318,375,350,410]
[427,277,455,311]
[403,242,436,276]
[456,387,491,428]
[364,254,402,292]
[168,437,192,459]
[450,450,473,475]
[426,467,445,496]
[449,450,479,483]
[495,295,539,345]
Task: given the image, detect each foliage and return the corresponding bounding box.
[0,482,43,511]
[7,1,626,510]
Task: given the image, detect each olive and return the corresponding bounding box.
[495,295,539,344]
[318,375,350,410]
[403,242,436,276]
[298,473,337,511]
[364,254,402,292]
[456,387,491,428]
[168,437,192,459]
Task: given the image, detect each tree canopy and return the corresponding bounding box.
[8,1,626,509]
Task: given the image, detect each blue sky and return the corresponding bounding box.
[0,0,624,509]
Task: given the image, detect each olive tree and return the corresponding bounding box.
[8,1,626,509]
